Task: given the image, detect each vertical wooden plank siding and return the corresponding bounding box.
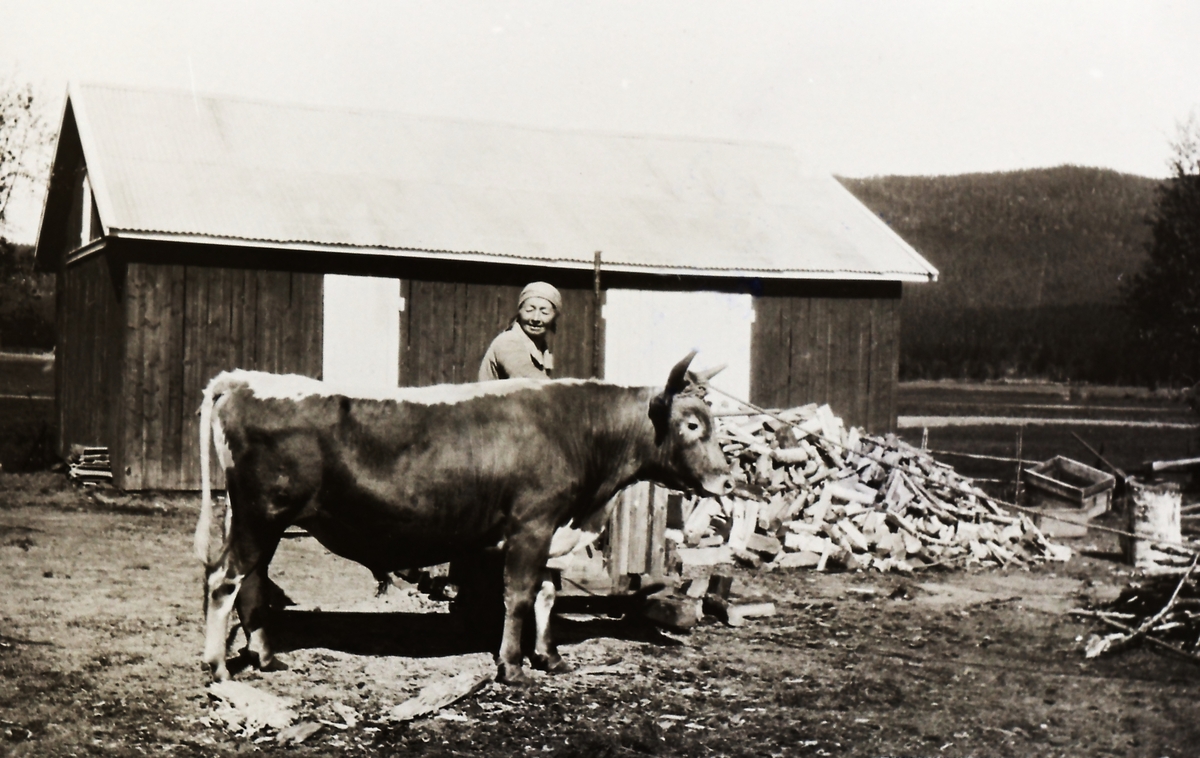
[624,482,649,575]
[296,272,325,379]
[750,292,901,433]
[555,287,602,379]
[749,297,786,404]
[397,279,412,386]
[116,262,323,490]
[120,263,148,489]
[608,489,629,583]
[645,484,668,581]
[869,297,900,433]
[402,281,600,387]
[785,299,810,409]
[179,266,207,490]
[57,254,123,473]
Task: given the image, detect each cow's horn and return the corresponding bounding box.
[690,363,727,384]
[666,351,698,394]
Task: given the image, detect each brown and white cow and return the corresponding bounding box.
[194,353,731,684]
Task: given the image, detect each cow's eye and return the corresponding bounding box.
[686,421,700,432]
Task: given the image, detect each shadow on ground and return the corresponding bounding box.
[267,605,682,661]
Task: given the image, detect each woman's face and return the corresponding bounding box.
[517,297,556,339]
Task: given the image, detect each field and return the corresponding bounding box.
[897,381,1199,490]
[0,379,1198,757]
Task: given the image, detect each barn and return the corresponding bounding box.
[34,83,937,493]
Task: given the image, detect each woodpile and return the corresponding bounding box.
[669,404,1072,575]
[67,445,111,486]
[1073,555,1200,663]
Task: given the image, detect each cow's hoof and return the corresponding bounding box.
[206,661,230,682]
[258,657,289,673]
[531,653,573,674]
[496,663,533,687]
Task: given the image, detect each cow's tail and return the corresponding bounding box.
[194,374,228,564]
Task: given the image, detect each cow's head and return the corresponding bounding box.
[648,352,734,498]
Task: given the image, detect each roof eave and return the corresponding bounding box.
[109,229,940,283]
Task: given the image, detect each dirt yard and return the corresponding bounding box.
[1,471,1198,758]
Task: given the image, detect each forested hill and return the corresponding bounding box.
[839,166,1163,383]
[840,166,1159,309]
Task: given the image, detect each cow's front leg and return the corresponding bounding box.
[497,530,552,686]
[530,571,571,673]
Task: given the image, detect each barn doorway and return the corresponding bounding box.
[602,290,754,411]
[322,274,404,388]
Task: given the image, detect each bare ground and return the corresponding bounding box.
[2,472,1199,758]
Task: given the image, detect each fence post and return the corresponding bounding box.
[1014,426,1024,503]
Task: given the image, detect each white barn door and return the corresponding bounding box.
[603,290,754,412]
[322,274,403,388]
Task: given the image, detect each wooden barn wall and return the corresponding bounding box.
[751,293,900,434]
[400,281,603,386]
[56,254,124,459]
[117,263,323,490]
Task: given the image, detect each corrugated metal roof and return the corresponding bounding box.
[56,83,937,282]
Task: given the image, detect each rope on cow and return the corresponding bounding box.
[701,382,1200,557]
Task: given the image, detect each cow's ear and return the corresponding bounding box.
[665,351,698,395]
[648,392,670,445]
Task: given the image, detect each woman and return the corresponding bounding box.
[478,281,562,381]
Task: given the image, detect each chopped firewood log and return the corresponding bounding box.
[642,593,702,631]
[732,548,763,568]
[725,601,776,627]
[675,546,734,582]
[683,500,721,545]
[783,532,836,555]
[707,573,734,599]
[769,551,822,569]
[746,532,782,558]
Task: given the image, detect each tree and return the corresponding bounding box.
[0,78,50,232]
[0,78,54,350]
[1123,115,1200,386]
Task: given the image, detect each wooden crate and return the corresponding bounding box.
[559,482,672,596]
[1023,456,1115,538]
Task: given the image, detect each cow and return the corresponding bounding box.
[193,352,732,685]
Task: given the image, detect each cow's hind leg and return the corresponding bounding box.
[203,477,290,679]
[234,541,286,672]
[202,555,243,681]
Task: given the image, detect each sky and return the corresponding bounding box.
[1,0,1199,244]
[2,1,1197,390]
